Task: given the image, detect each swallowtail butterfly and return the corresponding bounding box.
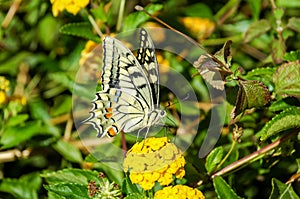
[86,29,165,137]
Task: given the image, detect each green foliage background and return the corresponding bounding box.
[0,0,300,198]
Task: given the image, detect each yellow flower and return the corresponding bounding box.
[0,76,10,92]
[123,137,186,190]
[154,185,205,199]
[180,17,215,41]
[50,0,89,17]
[0,91,7,105]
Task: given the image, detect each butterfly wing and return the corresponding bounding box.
[87,88,148,137]
[102,36,154,109]
[137,29,160,107]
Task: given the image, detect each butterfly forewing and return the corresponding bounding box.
[137,29,160,106]
[102,36,154,109]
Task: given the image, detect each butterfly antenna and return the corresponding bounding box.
[135,5,226,68]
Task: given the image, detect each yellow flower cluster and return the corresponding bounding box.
[123,137,186,190]
[154,185,205,199]
[0,76,10,105]
[180,17,215,41]
[50,0,89,17]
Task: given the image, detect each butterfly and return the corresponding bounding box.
[86,28,166,138]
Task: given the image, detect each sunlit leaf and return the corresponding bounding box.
[60,22,101,43]
[213,176,243,199]
[259,107,300,141]
[44,183,89,199]
[283,50,300,61]
[205,146,223,174]
[270,178,300,199]
[273,61,300,98]
[123,4,163,31]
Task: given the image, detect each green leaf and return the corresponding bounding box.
[44,183,89,199]
[51,95,72,116]
[246,0,261,20]
[90,3,107,22]
[205,146,223,174]
[184,3,213,18]
[59,22,101,43]
[0,52,32,75]
[37,14,58,49]
[213,176,244,199]
[269,97,299,112]
[283,50,300,61]
[124,193,147,199]
[259,107,300,141]
[52,140,83,163]
[41,168,100,185]
[0,121,41,149]
[274,8,284,20]
[287,17,300,33]
[214,40,233,68]
[271,38,286,64]
[29,98,51,122]
[0,173,41,199]
[243,19,271,43]
[244,67,276,89]
[122,177,141,195]
[270,178,300,199]
[231,80,271,119]
[273,61,300,98]
[123,4,163,31]
[6,114,29,126]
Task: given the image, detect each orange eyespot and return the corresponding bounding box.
[107,125,118,137]
[104,113,113,119]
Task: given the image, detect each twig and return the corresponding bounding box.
[211,128,300,179]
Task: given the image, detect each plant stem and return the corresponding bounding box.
[116,0,126,32]
[88,14,104,40]
[211,128,299,179]
[215,140,237,171]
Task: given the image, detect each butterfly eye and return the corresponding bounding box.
[160,110,166,117]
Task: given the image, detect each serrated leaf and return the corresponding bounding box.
[231,80,271,119]
[52,140,83,163]
[259,107,300,141]
[271,38,286,64]
[274,61,300,98]
[287,17,300,33]
[41,168,100,185]
[244,19,271,43]
[0,121,42,149]
[213,176,244,199]
[44,183,89,199]
[205,146,224,174]
[123,4,163,31]
[270,178,300,199]
[90,3,107,22]
[59,22,101,43]
[284,50,300,61]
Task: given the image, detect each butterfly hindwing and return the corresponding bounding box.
[87,88,148,137]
